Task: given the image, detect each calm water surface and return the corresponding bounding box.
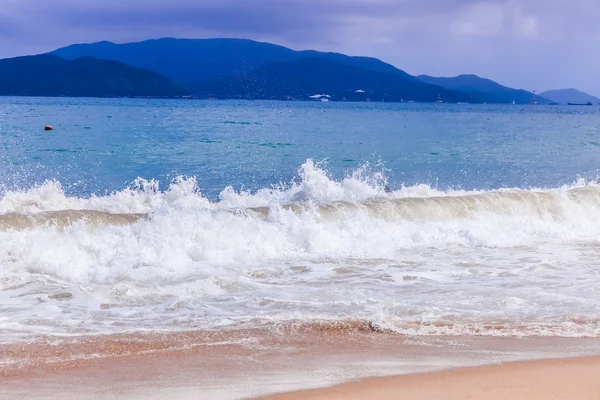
[2,97,599,197]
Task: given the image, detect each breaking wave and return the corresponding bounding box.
[2,160,600,341]
[1,159,600,246]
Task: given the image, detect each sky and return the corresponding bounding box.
[1,0,599,96]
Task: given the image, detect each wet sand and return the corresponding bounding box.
[263,356,600,400]
[1,328,600,399]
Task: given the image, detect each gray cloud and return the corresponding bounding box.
[0,0,599,95]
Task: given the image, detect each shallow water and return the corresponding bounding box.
[1,98,600,343]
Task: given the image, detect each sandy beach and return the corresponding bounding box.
[262,356,600,400]
[2,329,600,399]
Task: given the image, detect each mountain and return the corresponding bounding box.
[51,38,424,84]
[539,89,600,105]
[417,74,550,104]
[46,38,551,104]
[0,54,188,97]
[188,57,475,103]
[51,38,545,104]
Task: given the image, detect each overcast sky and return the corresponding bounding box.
[1,0,598,95]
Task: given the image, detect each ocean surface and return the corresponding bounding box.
[2,97,600,343]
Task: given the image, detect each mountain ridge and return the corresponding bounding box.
[0,54,188,97]
[417,74,551,104]
[539,88,600,105]
[52,38,422,84]
[0,37,580,103]
[189,57,475,103]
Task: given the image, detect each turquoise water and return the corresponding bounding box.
[2,97,600,197]
[2,97,600,342]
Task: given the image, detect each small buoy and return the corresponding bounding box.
[45,125,53,131]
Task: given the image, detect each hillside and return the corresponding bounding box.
[51,38,424,84]
[539,89,600,105]
[189,58,475,103]
[44,38,563,104]
[417,74,550,104]
[0,54,188,97]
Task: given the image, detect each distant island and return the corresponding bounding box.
[0,38,594,102]
[417,74,552,105]
[539,89,600,105]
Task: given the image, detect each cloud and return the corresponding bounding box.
[0,0,599,95]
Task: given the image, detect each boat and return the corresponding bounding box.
[567,102,593,106]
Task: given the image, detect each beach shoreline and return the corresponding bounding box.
[2,329,600,399]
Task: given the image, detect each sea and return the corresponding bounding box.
[2,97,600,347]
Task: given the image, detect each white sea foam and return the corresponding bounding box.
[1,160,600,342]
[0,160,470,214]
